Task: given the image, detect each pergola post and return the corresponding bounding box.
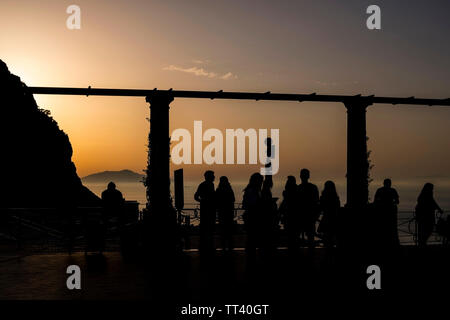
[145,93,175,250]
[344,99,371,209]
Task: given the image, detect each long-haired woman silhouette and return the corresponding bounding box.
[415,183,443,247]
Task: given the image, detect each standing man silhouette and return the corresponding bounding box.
[297,169,320,248]
[194,170,216,254]
[374,178,400,247]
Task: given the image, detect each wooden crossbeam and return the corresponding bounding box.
[27,87,450,107]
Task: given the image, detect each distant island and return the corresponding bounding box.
[82,169,144,183]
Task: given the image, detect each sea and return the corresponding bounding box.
[83,179,450,212]
[83,179,450,245]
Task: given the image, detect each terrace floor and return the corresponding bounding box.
[1,245,450,305]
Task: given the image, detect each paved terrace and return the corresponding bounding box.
[1,246,450,304]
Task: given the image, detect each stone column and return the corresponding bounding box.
[145,93,175,251]
[344,99,371,209]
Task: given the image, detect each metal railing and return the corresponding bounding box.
[0,207,126,253]
[1,207,448,253]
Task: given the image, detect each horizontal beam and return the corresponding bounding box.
[27,86,450,106]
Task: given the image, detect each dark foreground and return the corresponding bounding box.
[1,246,450,316]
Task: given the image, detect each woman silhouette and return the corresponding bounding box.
[415,183,443,247]
[242,173,264,254]
[318,181,340,248]
[280,176,298,251]
[216,176,235,252]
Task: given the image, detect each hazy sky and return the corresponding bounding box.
[1,0,450,191]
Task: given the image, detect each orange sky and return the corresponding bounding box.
[1,0,450,188]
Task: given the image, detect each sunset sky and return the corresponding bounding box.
[1,0,450,203]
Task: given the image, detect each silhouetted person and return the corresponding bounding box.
[374,178,400,247]
[242,172,264,254]
[101,182,125,226]
[87,182,123,254]
[297,169,320,248]
[415,183,443,247]
[318,181,340,248]
[280,176,299,251]
[260,175,278,254]
[194,171,216,254]
[216,176,235,252]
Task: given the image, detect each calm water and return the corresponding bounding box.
[83,179,450,212]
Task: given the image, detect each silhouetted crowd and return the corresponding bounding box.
[193,169,446,255]
[97,171,446,255]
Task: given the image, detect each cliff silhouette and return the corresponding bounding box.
[0,59,100,208]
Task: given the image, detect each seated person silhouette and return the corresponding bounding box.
[101,182,125,227]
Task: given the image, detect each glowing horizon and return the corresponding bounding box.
[1,0,450,186]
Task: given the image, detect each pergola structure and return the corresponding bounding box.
[28,86,450,245]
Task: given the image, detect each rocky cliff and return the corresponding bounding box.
[0,59,100,208]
